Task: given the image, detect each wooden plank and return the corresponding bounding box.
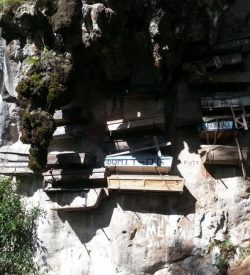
[183,53,242,72]
[0,162,29,167]
[47,151,96,168]
[202,119,234,131]
[53,124,85,139]
[201,93,250,110]
[190,72,250,84]
[199,145,248,165]
[107,142,171,157]
[0,166,33,175]
[43,168,106,183]
[106,114,165,133]
[107,175,184,192]
[102,136,167,153]
[104,154,172,174]
[0,144,30,155]
[0,153,28,162]
[215,37,250,51]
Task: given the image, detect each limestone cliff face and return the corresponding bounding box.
[1,0,250,274]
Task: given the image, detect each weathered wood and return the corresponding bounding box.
[183,53,242,72]
[106,114,165,133]
[199,118,236,141]
[190,72,250,84]
[47,151,96,168]
[102,136,167,153]
[0,153,28,162]
[200,119,235,131]
[43,168,106,183]
[53,124,85,139]
[107,141,171,157]
[104,154,172,173]
[50,188,108,211]
[201,93,250,110]
[53,107,91,126]
[0,143,30,155]
[0,166,33,175]
[215,36,250,51]
[107,175,184,192]
[199,145,248,165]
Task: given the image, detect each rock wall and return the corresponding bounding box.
[0,0,250,274]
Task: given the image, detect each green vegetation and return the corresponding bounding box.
[0,177,40,274]
[21,110,56,172]
[211,238,237,275]
[16,46,72,172]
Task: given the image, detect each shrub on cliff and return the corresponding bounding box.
[0,177,40,274]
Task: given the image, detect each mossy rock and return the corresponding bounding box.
[21,110,56,147]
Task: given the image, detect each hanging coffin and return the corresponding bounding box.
[104,154,173,173]
[199,145,248,166]
[106,114,165,134]
[198,118,235,141]
[200,92,250,113]
[107,175,184,192]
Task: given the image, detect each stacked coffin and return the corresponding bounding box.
[198,93,249,175]
[0,143,33,175]
[198,92,250,142]
[43,151,106,192]
[104,136,184,192]
[105,93,184,192]
[43,151,108,211]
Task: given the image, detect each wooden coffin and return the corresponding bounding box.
[198,118,235,141]
[0,143,30,155]
[0,162,33,175]
[198,145,248,165]
[53,124,85,140]
[0,153,28,162]
[102,136,167,154]
[106,114,165,134]
[190,72,250,84]
[104,154,173,173]
[43,168,106,184]
[215,36,250,51]
[53,107,91,126]
[183,53,242,72]
[50,188,108,211]
[107,175,184,192]
[201,92,250,111]
[47,151,96,168]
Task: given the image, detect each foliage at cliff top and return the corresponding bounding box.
[0,177,40,274]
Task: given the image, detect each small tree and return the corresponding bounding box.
[0,177,40,274]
